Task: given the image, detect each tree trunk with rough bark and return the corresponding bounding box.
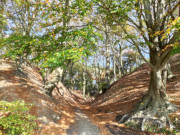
[44,67,63,96]
[115,0,179,131]
[121,50,177,131]
[15,55,25,76]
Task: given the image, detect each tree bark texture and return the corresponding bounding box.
[122,49,177,131]
[105,26,110,90]
[44,67,63,96]
[82,69,86,97]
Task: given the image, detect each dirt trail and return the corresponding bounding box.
[66,108,100,135]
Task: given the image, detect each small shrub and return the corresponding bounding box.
[154,115,180,135]
[155,128,178,135]
[0,100,38,135]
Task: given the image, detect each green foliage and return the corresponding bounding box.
[0,0,100,75]
[155,128,179,135]
[170,17,180,55]
[154,115,180,135]
[0,13,7,39]
[0,14,7,28]
[0,35,33,60]
[171,44,180,55]
[0,100,38,135]
[38,24,99,70]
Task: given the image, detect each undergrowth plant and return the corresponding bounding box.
[0,100,38,135]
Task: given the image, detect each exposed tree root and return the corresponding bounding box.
[119,98,178,132]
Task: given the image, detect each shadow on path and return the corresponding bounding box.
[67,108,100,135]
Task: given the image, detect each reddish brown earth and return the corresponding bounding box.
[81,54,180,135]
[0,60,76,135]
[0,54,180,135]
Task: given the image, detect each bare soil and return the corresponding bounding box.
[0,54,180,135]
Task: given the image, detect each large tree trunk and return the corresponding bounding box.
[117,0,179,132]
[120,50,177,131]
[138,65,172,112]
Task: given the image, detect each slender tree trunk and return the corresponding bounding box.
[113,54,117,81]
[61,59,71,82]
[62,0,69,38]
[117,44,124,77]
[167,62,174,80]
[69,61,74,90]
[105,26,110,90]
[82,67,86,97]
[129,62,132,73]
[97,63,102,94]
[85,61,89,96]
[94,53,97,87]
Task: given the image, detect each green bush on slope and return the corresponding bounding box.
[0,100,38,135]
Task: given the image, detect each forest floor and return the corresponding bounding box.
[0,54,180,135]
[68,54,180,135]
[0,60,76,135]
[81,54,180,135]
[66,108,100,135]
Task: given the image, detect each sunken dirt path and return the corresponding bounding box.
[66,108,100,135]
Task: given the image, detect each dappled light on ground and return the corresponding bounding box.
[0,60,75,135]
[80,54,180,135]
[0,54,180,135]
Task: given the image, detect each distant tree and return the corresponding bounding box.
[122,49,140,73]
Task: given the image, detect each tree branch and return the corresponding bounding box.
[121,26,154,69]
[159,49,172,70]
[127,17,149,42]
[160,1,179,32]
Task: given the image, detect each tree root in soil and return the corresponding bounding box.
[119,99,178,132]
